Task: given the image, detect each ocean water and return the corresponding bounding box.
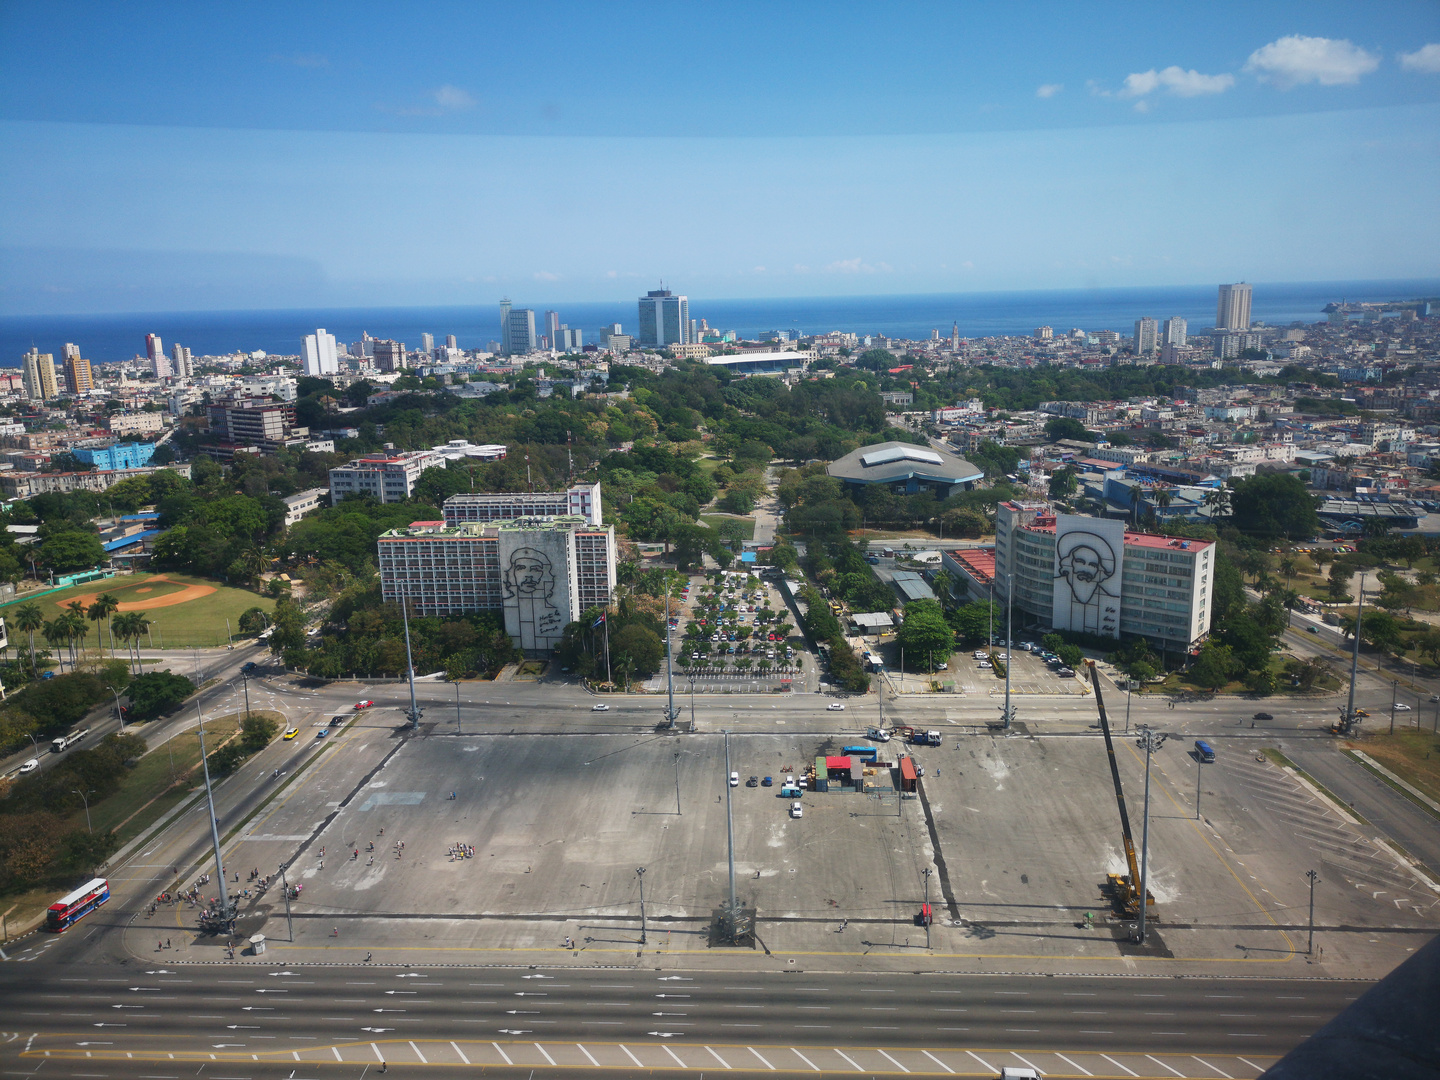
[1,279,1436,366]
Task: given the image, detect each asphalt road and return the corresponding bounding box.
[0,964,1362,1078]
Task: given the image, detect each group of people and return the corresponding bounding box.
[450,843,475,859]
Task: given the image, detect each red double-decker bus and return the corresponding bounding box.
[45,878,110,933]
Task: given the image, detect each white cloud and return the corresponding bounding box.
[824,257,891,275]
[1399,43,1440,74]
[1244,35,1379,89]
[1119,66,1235,99]
[533,270,560,281]
[1036,83,1063,98]
[434,85,476,111]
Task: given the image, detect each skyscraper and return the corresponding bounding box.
[22,348,58,400]
[1133,317,1158,354]
[1162,317,1187,347]
[301,329,339,376]
[505,308,537,356]
[637,289,689,347]
[421,333,434,355]
[499,299,512,353]
[446,334,457,349]
[64,354,94,394]
[62,342,80,360]
[544,311,561,350]
[171,341,193,378]
[1216,283,1252,331]
[372,340,407,373]
[146,333,163,363]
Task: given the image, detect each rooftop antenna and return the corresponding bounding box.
[526,453,533,492]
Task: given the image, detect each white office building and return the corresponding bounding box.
[1133,317,1158,355]
[301,329,339,376]
[993,501,1213,653]
[328,449,445,504]
[442,481,602,527]
[1216,283,1253,331]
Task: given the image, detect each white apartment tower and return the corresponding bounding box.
[1162,317,1187,348]
[147,333,172,379]
[1133,317,1158,355]
[301,329,340,376]
[22,348,58,401]
[1216,283,1252,331]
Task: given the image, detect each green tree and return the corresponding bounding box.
[896,599,953,670]
[1190,640,1236,689]
[609,624,663,677]
[38,530,106,573]
[1228,473,1321,540]
[14,602,43,675]
[1044,416,1093,443]
[126,670,196,720]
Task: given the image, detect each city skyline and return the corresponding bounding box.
[0,4,1436,315]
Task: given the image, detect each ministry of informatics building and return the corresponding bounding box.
[377,484,614,655]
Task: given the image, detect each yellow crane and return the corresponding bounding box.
[1088,660,1154,915]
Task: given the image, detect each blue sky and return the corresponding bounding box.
[1,1,1438,314]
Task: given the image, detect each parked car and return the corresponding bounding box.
[762,775,773,786]
[746,776,758,787]
[790,801,803,818]
[730,771,740,787]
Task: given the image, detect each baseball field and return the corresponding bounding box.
[4,572,276,649]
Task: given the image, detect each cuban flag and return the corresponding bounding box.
[592,614,606,628]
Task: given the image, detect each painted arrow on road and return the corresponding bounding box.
[92,1024,126,1028]
[504,1011,538,1016]
[657,977,692,982]
[396,974,426,979]
[144,970,174,975]
[520,975,552,980]
[268,971,297,977]
[128,987,161,992]
[654,994,690,998]
[240,1007,273,1012]
[75,1043,114,1047]
[652,1012,687,1017]
[360,1028,394,1034]
[383,990,415,995]
[514,992,547,997]
[226,1026,259,1030]
[497,1030,531,1035]
[372,1009,405,1013]
[111,1005,143,1009]
[648,1032,683,1038]
[255,989,288,993]
[212,1044,246,1048]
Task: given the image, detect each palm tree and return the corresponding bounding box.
[42,619,69,672]
[90,593,121,656]
[127,612,151,674]
[64,611,89,668]
[14,602,43,676]
[113,612,141,675]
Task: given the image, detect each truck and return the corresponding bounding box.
[911,730,942,746]
[866,726,891,742]
[841,745,878,760]
[51,728,90,753]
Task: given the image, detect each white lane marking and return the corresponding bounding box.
[450,1042,469,1065]
[1147,1055,1186,1077]
[407,1042,427,1064]
[748,1047,775,1071]
[577,1044,600,1067]
[790,1048,820,1072]
[331,1048,342,1062]
[662,1046,687,1069]
[370,1044,383,1062]
[876,1050,909,1073]
[1101,1055,1139,1077]
[1012,1054,1044,1075]
[965,1051,996,1073]
[535,1044,556,1067]
[492,1043,512,1066]
[706,1046,732,1069]
[1193,1056,1233,1078]
[620,1045,645,1068]
[834,1050,864,1072]
[1055,1053,1093,1076]
[920,1050,953,1074]
[1238,1058,1265,1073]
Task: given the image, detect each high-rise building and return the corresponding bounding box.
[170,342,193,377]
[1162,317,1187,348]
[372,339,407,373]
[1216,283,1252,331]
[446,334,457,349]
[377,515,617,654]
[64,354,94,394]
[499,299,512,352]
[146,333,163,363]
[1133,317,1158,354]
[544,311,561,349]
[1035,326,1053,340]
[328,449,446,504]
[301,329,340,376]
[62,342,80,360]
[22,348,58,400]
[505,308,536,356]
[421,333,434,355]
[443,482,603,526]
[637,289,689,347]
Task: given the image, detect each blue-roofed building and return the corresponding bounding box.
[75,442,156,471]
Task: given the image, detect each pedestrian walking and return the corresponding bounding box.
[166,938,171,949]
[379,1064,387,1074]
[332,927,339,937]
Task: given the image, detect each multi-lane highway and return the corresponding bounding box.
[0,964,1362,1078]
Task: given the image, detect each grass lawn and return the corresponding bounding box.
[1350,729,1440,805]
[701,514,755,539]
[3,572,274,649]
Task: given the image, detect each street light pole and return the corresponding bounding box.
[1125,678,1134,734]
[1000,572,1016,731]
[1135,726,1167,944]
[279,863,294,941]
[923,867,932,950]
[1195,757,1204,820]
[455,680,461,732]
[674,752,682,816]
[636,866,647,946]
[1390,679,1397,735]
[1342,575,1365,733]
[72,789,94,833]
[1306,869,1320,956]
[240,671,251,723]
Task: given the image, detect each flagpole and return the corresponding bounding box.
[605,611,612,686]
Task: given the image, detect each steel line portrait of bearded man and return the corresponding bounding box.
[1055,530,1120,636]
[504,545,564,638]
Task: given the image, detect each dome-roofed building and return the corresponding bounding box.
[826,440,984,500]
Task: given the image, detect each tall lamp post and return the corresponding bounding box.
[1134,725,1167,944]
[240,670,252,723]
[999,572,1016,731]
[1306,869,1320,956]
[72,788,95,834]
[636,866,647,946]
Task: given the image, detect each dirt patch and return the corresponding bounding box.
[74,575,217,611]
